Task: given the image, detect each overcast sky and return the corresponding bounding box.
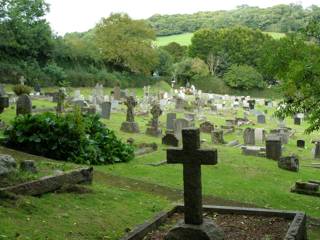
[45,0,319,35]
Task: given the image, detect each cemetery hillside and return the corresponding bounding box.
[1,0,320,239]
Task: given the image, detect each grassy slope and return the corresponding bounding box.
[155,32,286,46]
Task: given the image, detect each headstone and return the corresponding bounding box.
[254,128,266,144]
[120,96,140,133]
[184,113,196,122]
[20,160,38,174]
[248,100,255,110]
[34,83,41,93]
[294,117,301,125]
[56,88,66,114]
[175,97,185,110]
[211,130,225,144]
[225,119,236,127]
[0,84,6,96]
[266,134,282,161]
[242,146,266,157]
[297,140,305,148]
[166,128,224,240]
[166,113,176,130]
[16,94,32,115]
[162,133,179,147]
[243,128,255,145]
[257,114,266,124]
[278,155,299,172]
[174,118,191,140]
[312,140,320,159]
[113,84,121,100]
[19,76,26,85]
[199,121,214,133]
[101,101,111,119]
[270,128,290,144]
[0,154,17,176]
[146,102,162,137]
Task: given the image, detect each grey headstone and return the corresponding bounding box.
[174,118,191,140]
[16,94,32,115]
[166,113,176,130]
[257,114,266,124]
[266,134,282,161]
[0,154,17,176]
[243,128,255,145]
[101,101,111,119]
[278,155,299,172]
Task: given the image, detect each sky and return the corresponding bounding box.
[45,0,319,35]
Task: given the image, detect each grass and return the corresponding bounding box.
[155,31,286,46]
[0,89,320,239]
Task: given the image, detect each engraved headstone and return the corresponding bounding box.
[16,94,32,115]
[146,102,162,137]
[101,101,111,119]
[120,96,139,133]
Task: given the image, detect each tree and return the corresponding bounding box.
[154,48,173,76]
[161,42,187,63]
[0,0,53,62]
[95,13,158,74]
[173,58,209,85]
[223,64,265,90]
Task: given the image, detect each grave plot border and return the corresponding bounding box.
[120,205,307,240]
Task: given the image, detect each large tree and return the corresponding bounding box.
[95,13,158,74]
[0,0,53,62]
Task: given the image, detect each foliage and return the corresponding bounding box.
[173,57,209,85]
[195,75,231,94]
[189,27,272,76]
[95,13,158,75]
[161,42,187,62]
[4,111,134,165]
[224,65,265,90]
[43,62,66,86]
[12,84,32,96]
[148,4,317,36]
[155,48,173,76]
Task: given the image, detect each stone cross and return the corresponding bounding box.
[19,76,26,85]
[150,102,162,129]
[125,96,137,122]
[56,88,66,114]
[167,128,218,225]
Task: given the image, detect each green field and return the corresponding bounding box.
[156,32,286,46]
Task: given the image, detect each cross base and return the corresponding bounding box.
[120,121,140,133]
[165,218,224,240]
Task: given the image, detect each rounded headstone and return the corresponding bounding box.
[0,154,17,176]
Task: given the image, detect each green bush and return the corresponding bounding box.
[194,75,232,94]
[12,84,32,96]
[223,64,266,90]
[43,62,67,86]
[4,111,134,165]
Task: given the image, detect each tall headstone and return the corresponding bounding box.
[166,128,223,240]
[56,88,66,114]
[120,96,139,133]
[146,102,162,137]
[243,128,255,145]
[312,140,320,159]
[16,94,32,115]
[174,118,190,140]
[113,83,121,101]
[101,101,111,119]
[166,113,176,130]
[266,135,282,161]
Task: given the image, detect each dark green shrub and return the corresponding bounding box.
[194,75,232,94]
[43,62,66,86]
[4,111,134,165]
[12,85,32,96]
[223,64,266,90]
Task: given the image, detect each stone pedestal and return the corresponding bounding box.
[165,219,224,240]
[146,127,162,137]
[120,121,140,133]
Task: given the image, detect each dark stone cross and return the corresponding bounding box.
[167,128,218,225]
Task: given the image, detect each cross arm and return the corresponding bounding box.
[167,148,218,165]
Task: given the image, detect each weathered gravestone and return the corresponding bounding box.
[162,133,179,147]
[165,128,224,240]
[200,121,214,133]
[312,140,320,159]
[248,100,255,110]
[211,130,225,144]
[146,102,162,137]
[101,101,111,119]
[0,86,9,114]
[174,118,191,140]
[297,140,305,148]
[175,97,185,110]
[56,88,66,114]
[243,128,255,145]
[266,134,282,161]
[278,155,299,172]
[166,113,176,130]
[20,160,38,174]
[257,114,266,124]
[120,96,140,133]
[0,154,17,176]
[270,128,290,144]
[16,94,32,115]
[113,84,121,100]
